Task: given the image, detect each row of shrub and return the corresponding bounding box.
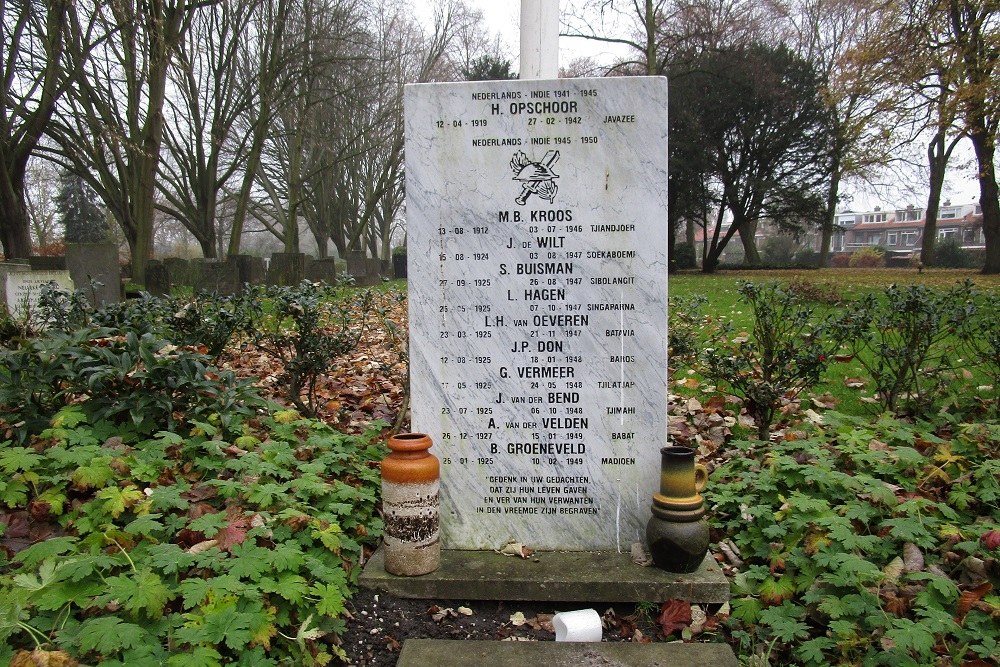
[3,280,406,421]
[672,239,983,270]
[670,280,1000,439]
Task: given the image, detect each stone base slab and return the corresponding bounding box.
[359,548,729,603]
[396,639,738,667]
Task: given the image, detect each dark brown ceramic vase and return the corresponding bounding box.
[381,433,440,576]
[646,446,710,573]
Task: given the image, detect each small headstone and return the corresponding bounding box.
[306,258,337,284]
[228,254,266,287]
[65,243,121,308]
[193,259,239,295]
[345,251,367,280]
[28,256,67,271]
[267,252,307,286]
[145,260,170,296]
[2,270,75,320]
[163,257,193,286]
[393,252,408,279]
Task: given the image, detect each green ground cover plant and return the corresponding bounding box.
[0,407,387,665]
[708,413,1000,666]
[0,283,393,664]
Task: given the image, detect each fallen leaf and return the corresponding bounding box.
[981,530,1000,550]
[956,582,992,622]
[883,556,904,585]
[431,607,456,622]
[902,543,924,573]
[689,605,707,634]
[215,505,251,552]
[632,629,651,643]
[844,377,866,388]
[869,439,890,452]
[884,591,910,617]
[498,541,533,558]
[631,542,652,566]
[803,409,824,425]
[457,606,473,616]
[9,649,79,667]
[657,599,691,637]
[187,539,219,554]
[524,614,554,632]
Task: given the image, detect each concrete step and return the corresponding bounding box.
[360,548,730,603]
[396,639,739,667]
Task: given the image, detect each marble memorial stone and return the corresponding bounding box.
[405,77,668,550]
[3,270,75,320]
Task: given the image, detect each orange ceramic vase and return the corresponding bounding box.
[381,433,440,576]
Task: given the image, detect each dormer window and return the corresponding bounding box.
[863,212,888,223]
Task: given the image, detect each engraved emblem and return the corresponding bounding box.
[510,150,559,205]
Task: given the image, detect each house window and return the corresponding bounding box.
[886,232,898,246]
[940,209,958,219]
[901,231,918,246]
[898,209,921,221]
[938,228,957,239]
[963,227,980,244]
[863,212,888,223]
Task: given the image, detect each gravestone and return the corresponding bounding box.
[2,270,75,320]
[65,243,121,308]
[232,255,266,287]
[306,258,337,284]
[193,259,239,295]
[405,77,668,551]
[28,256,66,271]
[145,260,170,296]
[345,251,367,281]
[164,258,193,286]
[267,252,307,286]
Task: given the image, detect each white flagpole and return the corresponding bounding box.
[520,0,560,79]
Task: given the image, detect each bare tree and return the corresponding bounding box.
[24,156,62,249]
[0,0,70,259]
[157,0,261,259]
[51,0,212,286]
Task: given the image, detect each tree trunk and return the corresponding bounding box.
[818,157,842,268]
[969,125,1000,273]
[0,173,33,259]
[739,220,761,265]
[922,131,948,266]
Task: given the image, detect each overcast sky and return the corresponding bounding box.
[410,1,982,211]
[411,0,630,71]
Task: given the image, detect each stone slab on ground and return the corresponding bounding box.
[360,548,729,603]
[396,639,738,667]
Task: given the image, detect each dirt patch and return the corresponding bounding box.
[338,588,665,666]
